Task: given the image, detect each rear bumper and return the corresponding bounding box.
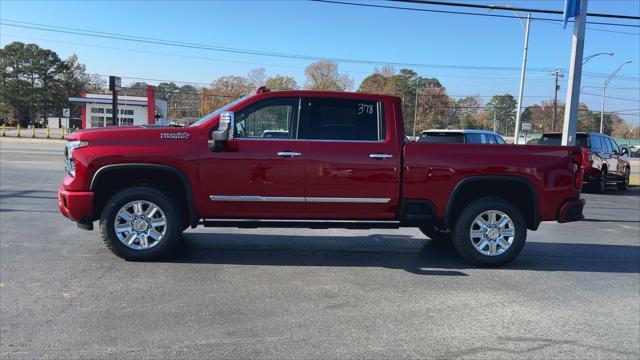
[58,185,94,222]
[557,198,585,223]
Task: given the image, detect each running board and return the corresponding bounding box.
[201,219,401,229]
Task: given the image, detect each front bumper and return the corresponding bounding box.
[557,198,585,223]
[58,185,94,223]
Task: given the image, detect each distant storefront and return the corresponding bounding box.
[69,86,167,129]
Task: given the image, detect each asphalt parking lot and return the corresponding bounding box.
[1,138,639,359]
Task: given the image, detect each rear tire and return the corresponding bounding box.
[451,197,527,267]
[100,186,182,261]
[617,168,630,191]
[594,168,607,193]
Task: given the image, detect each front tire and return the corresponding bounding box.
[451,197,527,267]
[100,186,181,261]
[617,168,630,191]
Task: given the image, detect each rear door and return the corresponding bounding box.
[299,96,400,219]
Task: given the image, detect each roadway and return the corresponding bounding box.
[1,138,639,359]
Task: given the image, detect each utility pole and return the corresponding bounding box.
[513,13,531,145]
[551,69,564,132]
[561,0,588,146]
[412,77,419,138]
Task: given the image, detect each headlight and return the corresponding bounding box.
[65,140,88,177]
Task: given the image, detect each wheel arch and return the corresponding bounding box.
[444,175,540,230]
[90,163,198,228]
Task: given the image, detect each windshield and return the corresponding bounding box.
[419,132,465,144]
[537,134,589,147]
[189,96,249,127]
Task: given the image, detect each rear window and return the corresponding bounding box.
[301,98,383,141]
[419,132,465,144]
[537,134,589,147]
[464,133,483,144]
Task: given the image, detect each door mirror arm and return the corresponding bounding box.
[208,111,234,152]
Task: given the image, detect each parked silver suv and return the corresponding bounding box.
[418,129,506,144]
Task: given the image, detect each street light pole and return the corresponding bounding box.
[513,12,531,145]
[600,60,633,133]
[583,52,614,65]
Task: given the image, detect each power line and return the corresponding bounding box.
[311,0,640,28]
[389,0,640,20]
[2,20,637,82]
[582,92,640,102]
[0,19,560,73]
[0,33,561,80]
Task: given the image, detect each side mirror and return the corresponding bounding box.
[620,147,629,156]
[208,111,234,151]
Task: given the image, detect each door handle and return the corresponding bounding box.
[277,151,302,158]
[369,153,393,159]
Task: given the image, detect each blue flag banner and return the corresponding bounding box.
[563,0,582,28]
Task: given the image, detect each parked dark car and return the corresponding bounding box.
[537,132,631,192]
[419,129,506,144]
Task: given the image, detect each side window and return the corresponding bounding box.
[486,134,497,144]
[495,135,506,144]
[301,98,383,141]
[601,136,612,153]
[589,134,602,151]
[464,133,483,144]
[234,98,299,139]
[608,137,620,154]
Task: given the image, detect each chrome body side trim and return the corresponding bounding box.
[305,197,391,203]
[209,195,305,202]
[209,196,391,203]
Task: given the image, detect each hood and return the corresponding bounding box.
[67,125,197,144]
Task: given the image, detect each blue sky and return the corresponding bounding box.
[1,0,639,124]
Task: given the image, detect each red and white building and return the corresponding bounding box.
[69,86,167,129]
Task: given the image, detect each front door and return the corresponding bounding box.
[199,97,307,218]
[607,137,622,176]
[603,136,620,176]
[299,96,401,219]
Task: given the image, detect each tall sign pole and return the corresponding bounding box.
[109,76,121,127]
[513,13,531,145]
[561,0,588,146]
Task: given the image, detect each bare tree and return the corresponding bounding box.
[247,67,267,90]
[265,75,298,90]
[304,60,353,91]
[200,75,251,115]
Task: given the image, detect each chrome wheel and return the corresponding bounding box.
[469,210,515,256]
[114,200,167,250]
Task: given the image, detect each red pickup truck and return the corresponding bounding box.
[59,89,586,266]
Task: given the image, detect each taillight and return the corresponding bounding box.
[571,148,588,190]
